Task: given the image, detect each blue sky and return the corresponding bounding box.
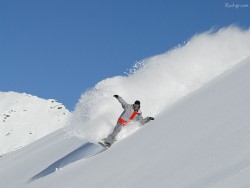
[0,0,249,110]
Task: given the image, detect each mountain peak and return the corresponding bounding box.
[0,92,71,156]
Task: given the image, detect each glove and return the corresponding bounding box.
[146,117,154,121]
[113,95,119,98]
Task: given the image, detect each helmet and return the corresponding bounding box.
[134,100,140,105]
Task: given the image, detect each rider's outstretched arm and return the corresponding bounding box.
[114,95,129,109]
[136,113,154,125]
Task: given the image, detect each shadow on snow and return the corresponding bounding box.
[29,142,105,182]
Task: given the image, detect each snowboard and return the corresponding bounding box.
[98,140,111,149]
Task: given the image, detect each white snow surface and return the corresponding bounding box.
[0,26,250,188]
[0,92,70,156]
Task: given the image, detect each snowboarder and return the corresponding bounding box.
[99,95,154,148]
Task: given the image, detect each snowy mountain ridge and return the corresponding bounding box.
[0,92,71,156]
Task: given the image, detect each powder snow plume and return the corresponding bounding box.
[65,26,250,143]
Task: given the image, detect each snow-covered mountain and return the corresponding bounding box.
[0,26,250,188]
[0,92,70,156]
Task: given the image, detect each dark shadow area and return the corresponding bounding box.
[29,142,105,182]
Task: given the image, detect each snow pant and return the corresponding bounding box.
[104,123,123,145]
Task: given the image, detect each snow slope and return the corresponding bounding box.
[0,26,250,188]
[0,55,250,188]
[0,92,70,156]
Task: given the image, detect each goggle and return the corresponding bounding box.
[133,104,140,110]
